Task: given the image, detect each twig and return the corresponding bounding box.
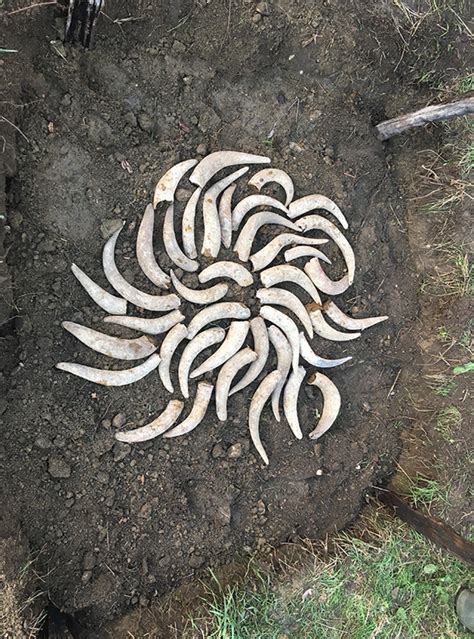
[7,1,59,15]
[0,115,30,144]
[386,368,401,399]
[375,96,474,141]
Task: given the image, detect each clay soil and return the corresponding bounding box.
[0,1,471,636]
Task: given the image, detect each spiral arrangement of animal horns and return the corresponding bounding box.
[57,151,388,464]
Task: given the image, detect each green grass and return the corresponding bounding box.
[188,510,471,638]
[436,405,462,443]
[403,475,449,508]
[421,246,473,297]
[458,73,474,93]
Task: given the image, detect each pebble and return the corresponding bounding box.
[9,210,23,230]
[113,442,131,462]
[112,413,126,428]
[100,219,123,240]
[196,143,207,155]
[316,469,323,476]
[175,188,192,203]
[124,111,137,127]
[189,554,204,569]
[211,443,224,458]
[252,12,262,23]
[35,435,52,449]
[171,40,186,55]
[137,112,153,132]
[83,551,96,571]
[48,456,71,479]
[255,1,270,15]
[227,443,243,459]
[313,443,322,458]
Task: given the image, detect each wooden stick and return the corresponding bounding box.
[376,488,474,566]
[375,97,474,141]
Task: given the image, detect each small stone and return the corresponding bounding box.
[9,210,23,230]
[289,141,304,153]
[65,498,75,508]
[316,469,323,476]
[112,413,126,428]
[137,112,153,132]
[61,93,72,107]
[252,12,262,23]
[255,1,269,15]
[83,551,96,571]
[211,443,224,458]
[113,442,131,462]
[81,570,92,584]
[35,435,52,449]
[171,40,186,55]
[53,435,65,448]
[176,188,192,202]
[196,143,207,155]
[100,219,123,240]
[48,456,71,479]
[139,594,149,607]
[189,554,204,569]
[37,238,56,253]
[124,111,137,127]
[362,401,371,412]
[313,443,322,457]
[227,443,243,459]
[256,499,266,515]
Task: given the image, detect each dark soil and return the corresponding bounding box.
[0,0,469,635]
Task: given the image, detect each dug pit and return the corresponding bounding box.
[1,1,419,627]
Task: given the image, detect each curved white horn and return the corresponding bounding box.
[288,194,348,229]
[259,305,300,372]
[103,309,184,335]
[62,321,156,360]
[299,332,352,368]
[248,168,294,207]
[189,151,269,187]
[163,382,214,438]
[190,320,249,379]
[153,158,197,206]
[178,327,225,398]
[187,302,250,339]
[71,263,127,315]
[268,325,292,422]
[115,399,184,443]
[232,194,288,231]
[170,270,228,305]
[250,234,328,272]
[324,300,388,331]
[136,204,171,288]
[202,167,249,258]
[233,211,299,262]
[182,187,202,259]
[56,352,161,386]
[159,323,188,392]
[307,372,341,440]
[198,261,253,287]
[256,287,313,338]
[283,365,306,439]
[249,370,281,465]
[103,225,180,311]
[163,204,199,272]
[215,347,257,421]
[229,317,269,395]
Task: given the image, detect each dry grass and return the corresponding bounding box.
[0,557,45,639]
